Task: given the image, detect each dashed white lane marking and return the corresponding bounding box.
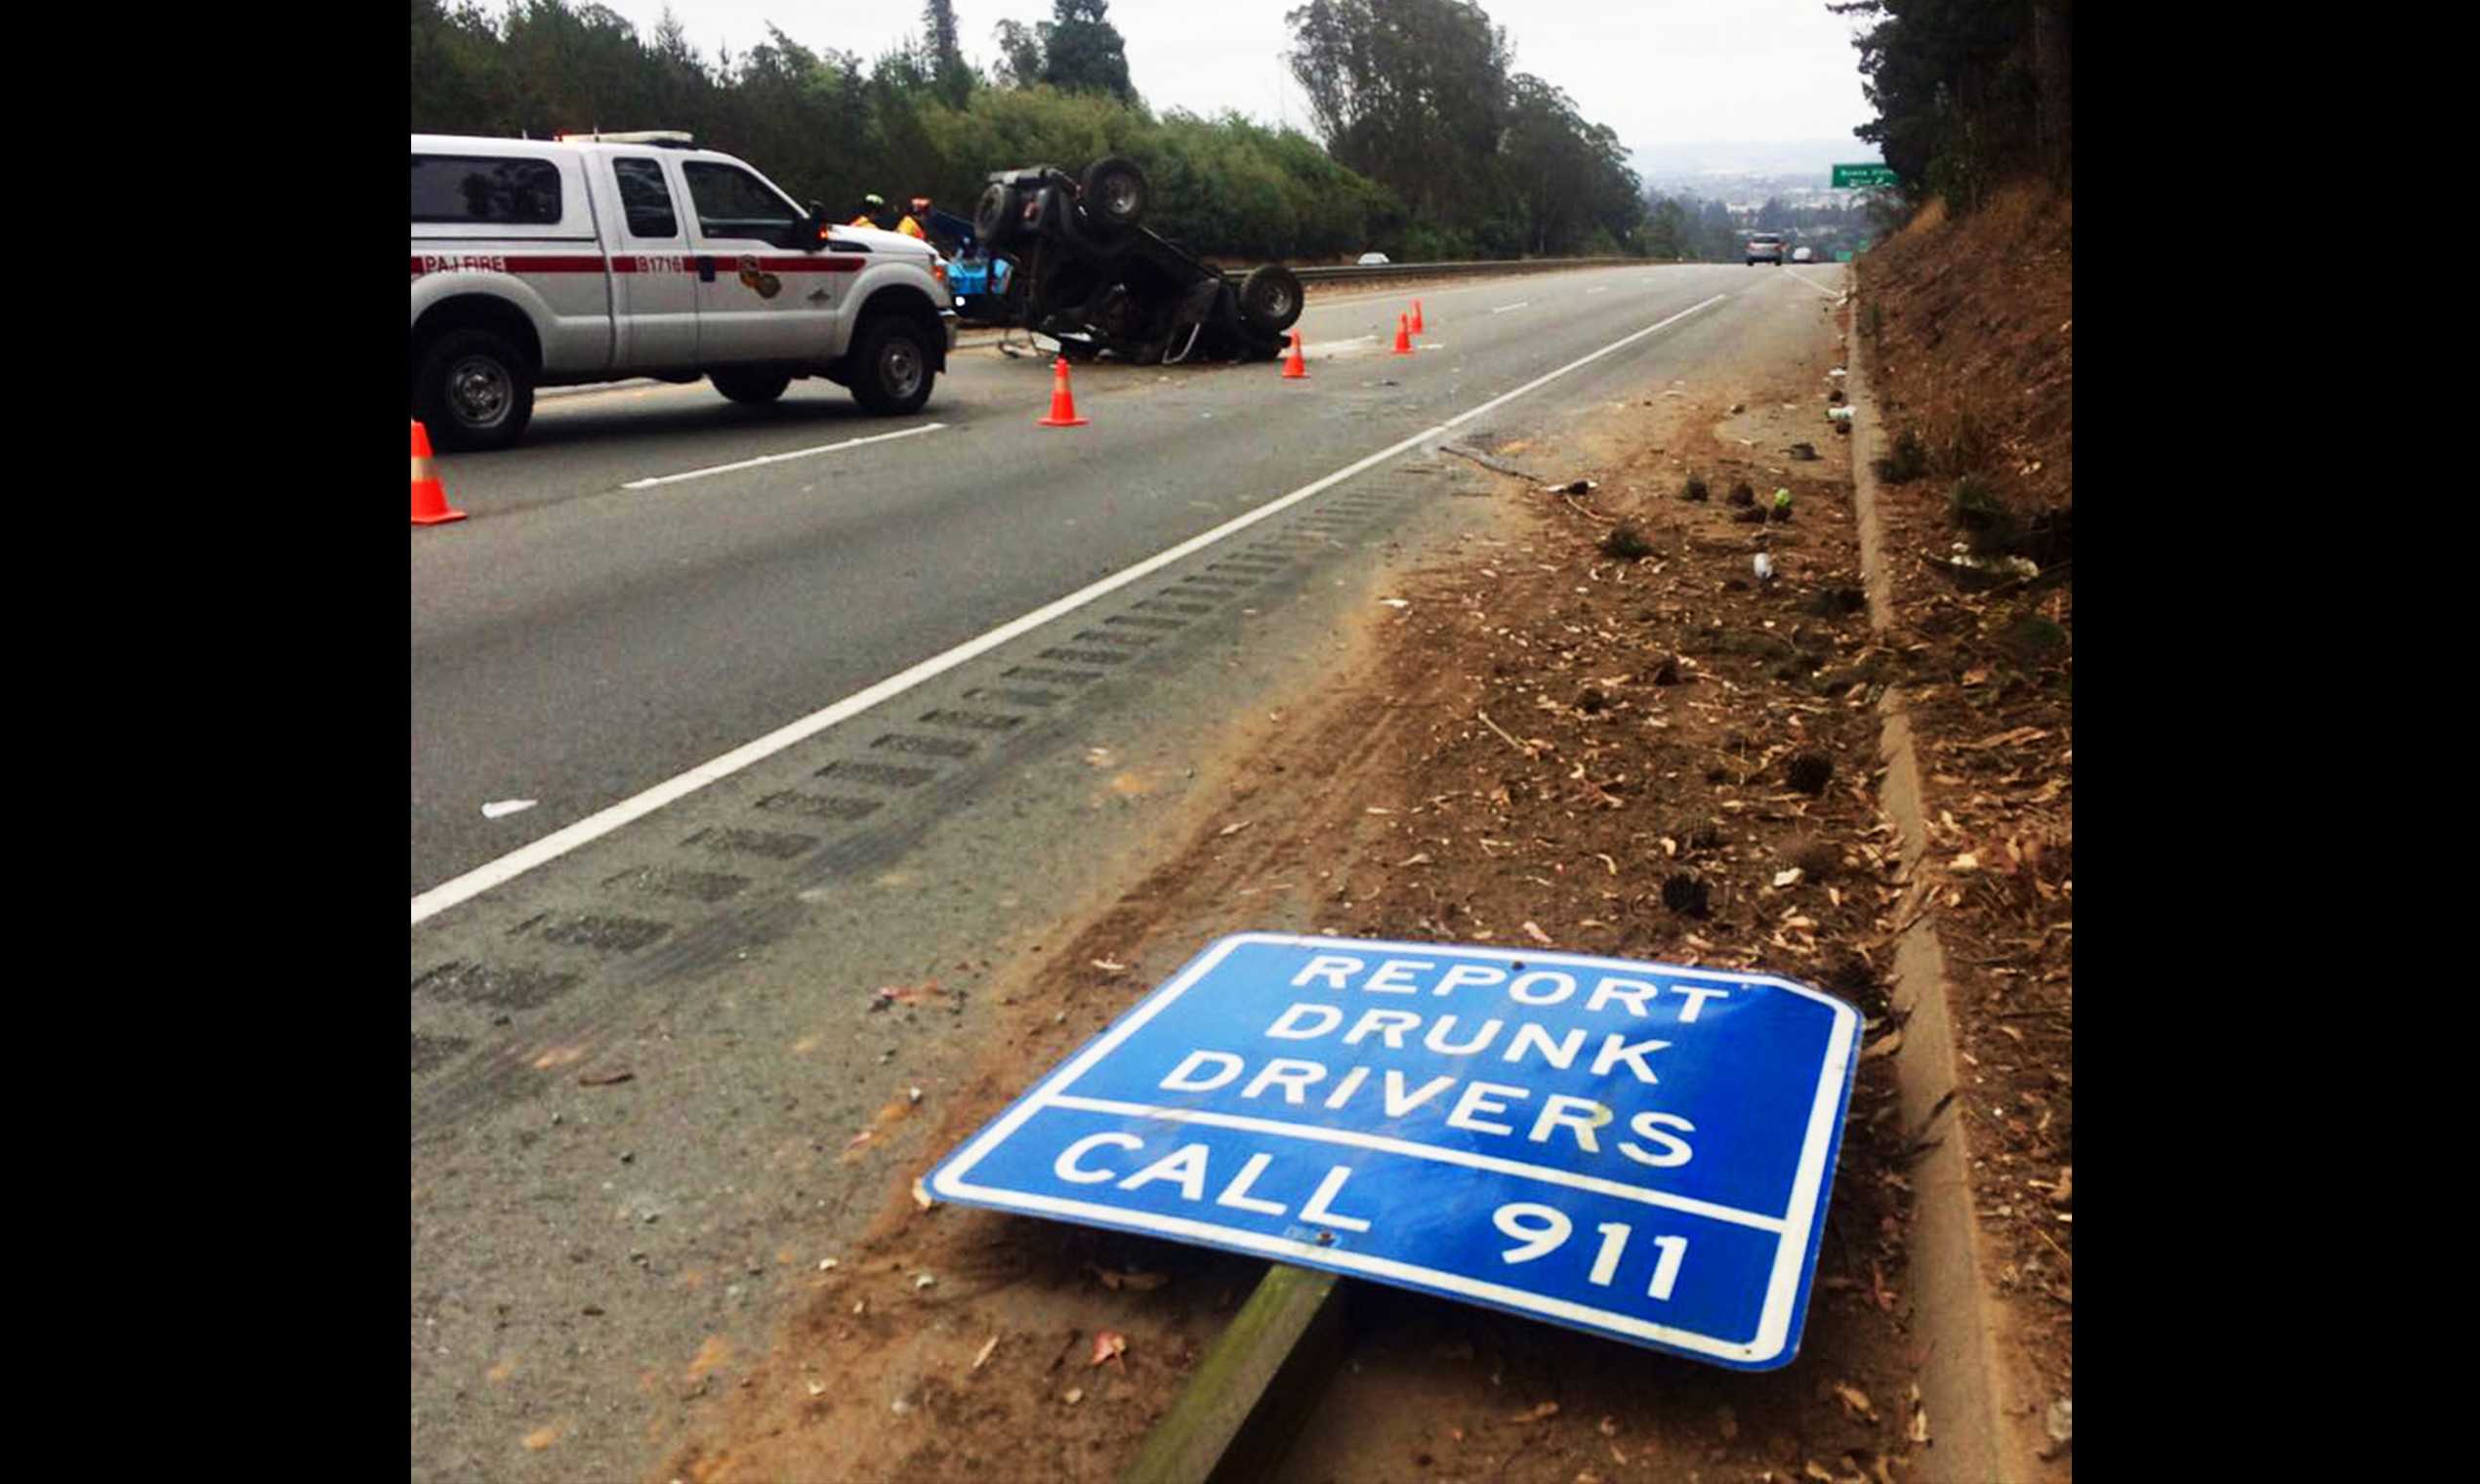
[411,293,1727,924]
[1490,301,1532,313]
[621,423,946,489]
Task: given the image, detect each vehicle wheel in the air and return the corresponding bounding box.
[974,182,1021,248]
[1080,156,1148,230]
[1237,265,1304,336]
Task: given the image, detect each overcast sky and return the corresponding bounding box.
[590,0,1874,150]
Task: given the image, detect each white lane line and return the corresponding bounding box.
[1587,285,1609,294]
[1490,301,1532,313]
[411,292,1727,925]
[621,423,946,489]
[1780,269,1845,301]
[1438,294,1722,433]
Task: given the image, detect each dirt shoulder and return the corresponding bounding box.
[1857,184,2075,1465]
[658,297,1952,1483]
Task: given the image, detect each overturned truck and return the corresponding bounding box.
[972,157,1303,364]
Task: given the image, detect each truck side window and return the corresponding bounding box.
[613,157,678,239]
[411,155,561,225]
[682,162,800,243]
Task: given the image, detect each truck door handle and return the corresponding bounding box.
[695,256,716,283]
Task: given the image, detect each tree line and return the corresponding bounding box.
[1830,0,2071,212]
[411,0,1648,263]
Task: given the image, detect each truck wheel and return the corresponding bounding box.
[975,183,1020,248]
[712,368,792,404]
[1080,156,1148,230]
[1238,266,1304,336]
[847,317,934,416]
[413,327,534,452]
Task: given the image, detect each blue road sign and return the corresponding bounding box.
[928,933,1861,1370]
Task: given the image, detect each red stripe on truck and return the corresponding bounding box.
[411,254,867,277]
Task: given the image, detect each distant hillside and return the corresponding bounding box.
[1629,139,1881,186]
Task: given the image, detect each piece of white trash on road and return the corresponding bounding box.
[1379,598,1411,608]
[481,799,538,819]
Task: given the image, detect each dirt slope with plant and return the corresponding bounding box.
[1857,182,2074,1463]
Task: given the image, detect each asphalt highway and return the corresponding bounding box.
[413,262,1846,896]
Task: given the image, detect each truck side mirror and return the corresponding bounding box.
[805,203,832,251]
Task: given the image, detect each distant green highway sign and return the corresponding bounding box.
[1832,164,1896,188]
[1834,250,1854,263]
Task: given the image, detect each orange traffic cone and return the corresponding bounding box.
[1281,328,1308,379]
[1412,299,1426,334]
[1037,355,1090,427]
[1391,313,1415,355]
[411,421,467,525]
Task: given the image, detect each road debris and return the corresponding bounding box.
[2043,1396,2072,1457]
[1086,1264,1169,1292]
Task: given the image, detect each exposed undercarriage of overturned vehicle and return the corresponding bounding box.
[971,156,1304,365]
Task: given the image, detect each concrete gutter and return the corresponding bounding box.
[1845,285,2051,1482]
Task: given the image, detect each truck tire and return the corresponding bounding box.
[847,316,935,416]
[412,327,534,452]
[712,368,792,404]
[975,182,1020,248]
[1080,156,1148,230]
[1237,266,1304,337]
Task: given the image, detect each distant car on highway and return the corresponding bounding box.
[1357,251,1390,266]
[1791,246,1815,264]
[1746,232,1785,267]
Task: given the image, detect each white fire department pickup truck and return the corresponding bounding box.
[411,131,957,450]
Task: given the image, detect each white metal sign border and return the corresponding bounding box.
[929,931,1860,1369]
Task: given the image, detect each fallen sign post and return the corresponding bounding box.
[927,932,1861,1373]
